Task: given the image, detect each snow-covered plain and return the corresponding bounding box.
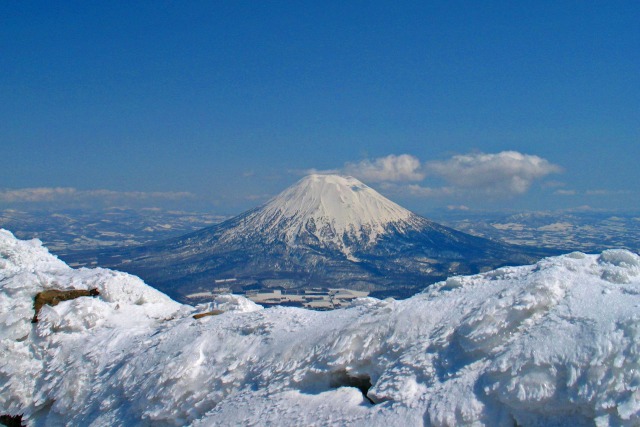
[2,229,640,426]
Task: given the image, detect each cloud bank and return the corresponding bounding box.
[426,151,562,196]
[339,151,561,198]
[343,154,425,183]
[555,189,631,197]
[0,188,194,203]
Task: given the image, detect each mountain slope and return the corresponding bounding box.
[236,174,415,251]
[3,230,640,425]
[64,175,550,301]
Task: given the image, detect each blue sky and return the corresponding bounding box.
[1,1,638,214]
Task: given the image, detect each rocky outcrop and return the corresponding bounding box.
[192,309,224,319]
[32,288,100,323]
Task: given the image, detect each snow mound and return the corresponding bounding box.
[194,293,262,314]
[2,229,640,426]
[0,229,183,420]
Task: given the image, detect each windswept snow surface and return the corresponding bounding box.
[2,229,640,426]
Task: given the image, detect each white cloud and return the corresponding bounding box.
[298,150,562,200]
[379,182,454,198]
[553,189,631,197]
[0,187,78,202]
[447,204,471,211]
[88,190,194,200]
[344,154,425,183]
[404,184,454,197]
[0,188,194,203]
[426,151,562,196]
[585,189,631,196]
[300,167,340,176]
[554,189,577,196]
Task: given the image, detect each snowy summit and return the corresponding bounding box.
[229,174,419,258]
[2,229,640,426]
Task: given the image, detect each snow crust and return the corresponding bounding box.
[225,174,423,259]
[2,229,640,426]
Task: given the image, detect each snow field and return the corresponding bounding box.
[1,229,640,426]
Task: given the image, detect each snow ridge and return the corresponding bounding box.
[3,230,640,426]
[222,174,423,259]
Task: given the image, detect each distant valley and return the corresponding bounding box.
[0,207,226,254]
[431,210,640,253]
[2,207,636,258]
[2,184,638,305]
[53,175,552,302]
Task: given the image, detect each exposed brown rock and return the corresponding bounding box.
[32,288,100,323]
[0,414,24,427]
[192,309,224,319]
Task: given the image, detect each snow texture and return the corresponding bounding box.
[2,229,640,426]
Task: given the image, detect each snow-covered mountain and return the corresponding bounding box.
[64,174,549,301]
[224,174,422,260]
[3,230,640,426]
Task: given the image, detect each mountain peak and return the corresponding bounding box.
[68,174,545,301]
[301,173,359,185]
[263,174,414,230]
[228,174,419,258]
